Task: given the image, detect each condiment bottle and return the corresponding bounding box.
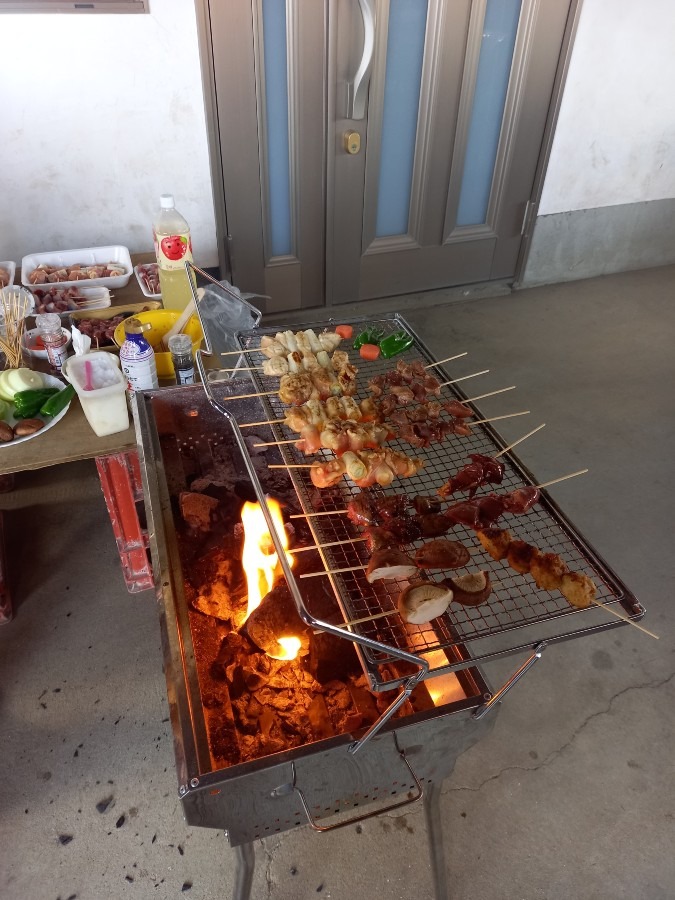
[167,333,195,385]
[153,194,194,311]
[35,313,69,373]
[120,318,159,391]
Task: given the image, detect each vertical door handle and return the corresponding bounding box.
[346,0,376,120]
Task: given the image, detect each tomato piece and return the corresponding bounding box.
[335,324,353,340]
[359,343,381,361]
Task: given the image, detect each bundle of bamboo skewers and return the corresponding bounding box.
[0,289,30,369]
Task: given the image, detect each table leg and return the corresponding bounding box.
[0,512,12,624]
[96,451,154,594]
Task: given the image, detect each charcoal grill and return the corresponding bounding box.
[133,311,643,900]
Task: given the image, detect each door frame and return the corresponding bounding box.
[194,0,585,305]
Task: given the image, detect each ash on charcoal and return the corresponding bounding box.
[180,492,219,531]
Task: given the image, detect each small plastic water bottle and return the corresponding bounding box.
[120,318,159,391]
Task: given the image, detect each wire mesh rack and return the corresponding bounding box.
[211,314,643,691]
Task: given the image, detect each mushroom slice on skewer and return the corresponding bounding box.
[398,582,453,624]
[445,571,492,607]
[366,549,418,583]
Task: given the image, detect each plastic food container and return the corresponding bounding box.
[21,245,133,291]
[69,301,162,354]
[31,286,112,318]
[62,352,130,437]
[113,309,202,378]
[134,263,162,299]
[0,261,15,288]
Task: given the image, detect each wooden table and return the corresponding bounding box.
[0,254,160,619]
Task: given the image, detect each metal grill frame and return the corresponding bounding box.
[194,313,643,747]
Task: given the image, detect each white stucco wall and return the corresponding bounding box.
[0,0,218,267]
[539,0,675,215]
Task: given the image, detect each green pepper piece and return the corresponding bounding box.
[353,326,385,350]
[40,385,76,418]
[379,331,414,359]
[12,388,59,419]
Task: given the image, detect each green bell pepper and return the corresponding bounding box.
[40,385,76,418]
[353,326,385,350]
[12,388,59,419]
[379,330,414,359]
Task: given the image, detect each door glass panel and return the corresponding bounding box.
[456,0,522,227]
[374,0,428,238]
[262,0,292,257]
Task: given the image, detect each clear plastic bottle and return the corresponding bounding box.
[120,318,159,391]
[153,194,194,311]
[35,312,69,373]
[167,333,195,385]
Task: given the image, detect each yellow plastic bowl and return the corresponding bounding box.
[113,309,202,378]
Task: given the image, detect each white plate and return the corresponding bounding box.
[134,263,162,299]
[0,261,15,289]
[21,245,133,291]
[0,373,73,447]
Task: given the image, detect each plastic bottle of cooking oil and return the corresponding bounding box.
[153,194,194,311]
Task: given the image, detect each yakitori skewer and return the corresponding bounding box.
[334,609,396,628]
[300,564,367,579]
[240,418,286,428]
[494,424,545,458]
[424,352,468,369]
[251,410,531,449]
[289,536,367,554]
[221,388,278,401]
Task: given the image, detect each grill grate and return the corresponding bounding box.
[225,315,641,689]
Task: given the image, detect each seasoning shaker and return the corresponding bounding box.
[35,313,69,373]
[168,333,195,385]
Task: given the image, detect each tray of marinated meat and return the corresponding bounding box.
[69,302,161,352]
[31,286,111,316]
[0,262,15,288]
[134,263,162,298]
[21,245,133,290]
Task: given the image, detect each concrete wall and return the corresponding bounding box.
[522,0,675,285]
[0,0,218,267]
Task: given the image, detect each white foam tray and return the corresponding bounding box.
[0,261,16,288]
[21,245,133,291]
[133,263,162,299]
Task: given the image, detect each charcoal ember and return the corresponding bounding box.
[212,631,251,677]
[245,582,311,658]
[180,491,219,531]
[226,664,247,699]
[192,559,247,625]
[242,667,267,691]
[307,695,336,739]
[207,717,241,766]
[201,690,224,710]
[308,630,361,684]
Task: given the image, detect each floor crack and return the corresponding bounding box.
[447,670,675,795]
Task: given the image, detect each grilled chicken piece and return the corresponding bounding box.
[476,528,512,561]
[366,549,418,583]
[260,336,287,358]
[413,496,442,516]
[506,540,538,574]
[530,552,569,591]
[346,496,376,527]
[262,355,289,377]
[415,539,470,570]
[309,458,345,488]
[279,373,314,406]
[560,572,596,609]
[318,331,342,352]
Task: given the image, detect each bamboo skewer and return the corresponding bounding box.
[494,424,546,458]
[471,411,530,425]
[439,369,489,387]
[240,418,285,428]
[300,565,366,579]
[424,352,467,369]
[219,365,264,372]
[535,470,588,490]
[289,536,367,554]
[219,349,257,356]
[335,609,396,629]
[289,508,348,519]
[222,389,278,401]
[590,598,659,640]
[463,386,516,403]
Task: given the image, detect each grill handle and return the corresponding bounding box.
[290,734,423,833]
[473,641,547,720]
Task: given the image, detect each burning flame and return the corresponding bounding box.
[270,636,302,661]
[241,498,292,620]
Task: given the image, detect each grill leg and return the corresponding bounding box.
[424,781,449,900]
[232,842,255,900]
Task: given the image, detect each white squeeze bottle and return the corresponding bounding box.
[153,194,194,310]
[120,318,159,391]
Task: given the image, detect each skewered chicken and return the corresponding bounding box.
[260,329,342,358]
[310,449,424,490]
[475,528,596,609]
[444,487,540,530]
[438,453,505,499]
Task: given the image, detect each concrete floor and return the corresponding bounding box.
[1,265,673,900]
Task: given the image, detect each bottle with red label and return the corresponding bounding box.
[153,194,194,311]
